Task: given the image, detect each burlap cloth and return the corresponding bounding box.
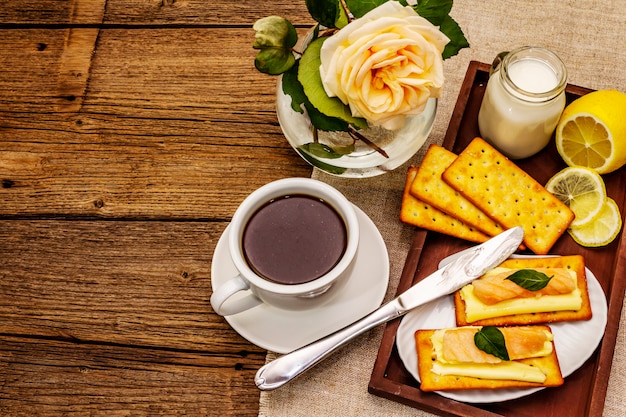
[259,1,626,415]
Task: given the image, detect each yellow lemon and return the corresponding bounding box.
[545,166,606,227]
[555,90,626,174]
[568,197,622,247]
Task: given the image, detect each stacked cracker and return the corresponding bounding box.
[405,138,581,392]
[401,137,575,254]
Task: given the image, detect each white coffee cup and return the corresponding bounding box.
[210,178,360,316]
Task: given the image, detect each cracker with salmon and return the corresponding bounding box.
[441,137,574,254]
[454,255,592,326]
[416,325,564,391]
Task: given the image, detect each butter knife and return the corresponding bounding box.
[254,226,524,391]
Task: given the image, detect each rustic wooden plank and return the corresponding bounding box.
[0,0,315,26]
[0,335,264,416]
[105,0,315,26]
[0,4,315,415]
[69,0,106,24]
[0,220,257,351]
[56,28,99,111]
[0,143,310,218]
[0,26,309,118]
[0,219,267,415]
[0,28,292,123]
[0,27,312,218]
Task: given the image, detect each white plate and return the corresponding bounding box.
[396,260,608,403]
[211,204,389,354]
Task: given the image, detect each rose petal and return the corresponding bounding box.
[319,1,449,129]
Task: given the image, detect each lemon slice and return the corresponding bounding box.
[555,90,626,174]
[545,166,606,227]
[568,197,622,247]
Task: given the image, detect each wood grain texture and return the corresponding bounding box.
[0,1,316,415]
[0,219,267,415]
[0,27,311,218]
[0,335,264,416]
[0,0,315,26]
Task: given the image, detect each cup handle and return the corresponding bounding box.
[210,275,263,316]
[489,51,509,76]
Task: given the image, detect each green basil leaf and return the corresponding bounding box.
[474,326,510,361]
[505,269,553,291]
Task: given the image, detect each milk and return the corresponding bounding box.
[478,47,567,159]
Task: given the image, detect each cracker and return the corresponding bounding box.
[410,144,504,237]
[416,326,564,391]
[442,137,574,254]
[454,255,592,326]
[400,167,490,243]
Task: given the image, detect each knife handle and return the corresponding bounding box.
[254,300,403,390]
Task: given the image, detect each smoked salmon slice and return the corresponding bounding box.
[472,268,576,305]
[441,326,551,363]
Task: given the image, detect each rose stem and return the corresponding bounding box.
[348,126,389,158]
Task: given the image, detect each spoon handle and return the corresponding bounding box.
[254,300,403,390]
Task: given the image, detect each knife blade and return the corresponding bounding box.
[254,226,524,391]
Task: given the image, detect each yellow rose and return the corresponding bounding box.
[319,1,449,130]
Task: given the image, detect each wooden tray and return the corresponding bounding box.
[368,61,626,417]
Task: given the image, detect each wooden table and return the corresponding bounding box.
[0,1,314,415]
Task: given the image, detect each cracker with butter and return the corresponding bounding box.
[416,325,564,391]
[410,144,505,237]
[454,255,592,326]
[400,166,491,243]
[442,137,574,254]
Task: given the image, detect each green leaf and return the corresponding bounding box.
[302,140,355,156]
[255,49,296,75]
[297,146,348,175]
[298,37,368,130]
[305,0,348,28]
[439,15,470,59]
[304,103,352,131]
[281,61,307,113]
[474,326,510,361]
[282,61,353,130]
[253,16,298,75]
[345,0,389,18]
[414,0,453,26]
[505,269,554,291]
[299,143,344,159]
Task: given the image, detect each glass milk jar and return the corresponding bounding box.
[478,46,567,159]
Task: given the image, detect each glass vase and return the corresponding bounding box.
[276,78,437,178]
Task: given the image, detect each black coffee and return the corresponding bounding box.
[242,195,347,285]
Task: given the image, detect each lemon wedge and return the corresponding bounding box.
[568,197,622,247]
[545,166,606,227]
[555,90,626,174]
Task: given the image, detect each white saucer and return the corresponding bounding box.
[211,204,389,354]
